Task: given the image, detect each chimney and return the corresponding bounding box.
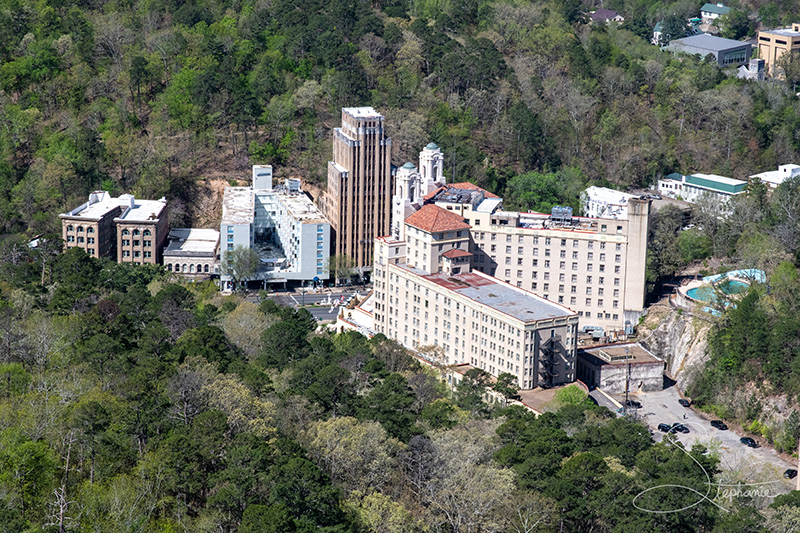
[793,23,800,32]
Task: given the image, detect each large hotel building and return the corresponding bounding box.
[365,147,651,389]
[324,107,393,270]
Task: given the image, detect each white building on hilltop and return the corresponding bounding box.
[582,186,639,219]
[220,165,331,290]
[750,164,800,190]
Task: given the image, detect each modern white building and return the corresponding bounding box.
[582,186,639,219]
[657,172,746,204]
[750,164,800,190]
[220,165,331,289]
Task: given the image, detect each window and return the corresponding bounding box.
[122,229,129,235]
[531,282,537,290]
[134,251,141,258]
[143,240,151,247]
[133,240,140,247]
[585,287,592,295]
[613,300,619,308]
[597,299,603,307]
[144,251,152,258]
[600,253,605,261]
[122,251,130,257]
[616,225,622,234]
[505,269,511,276]
[615,266,621,274]
[77,226,84,232]
[571,275,577,283]
[572,251,578,259]
[544,260,550,268]
[532,259,538,267]
[545,238,551,245]
[559,284,564,293]
[543,283,549,291]
[67,236,74,242]
[77,237,84,243]
[570,297,577,305]
[561,239,567,246]
[572,262,578,270]
[585,298,591,306]
[517,270,523,278]
[87,237,94,244]
[227,244,233,251]
[133,229,140,236]
[601,224,607,232]
[533,237,539,245]
[616,243,622,251]
[544,272,550,280]
[615,254,621,263]
[614,278,620,286]
[586,276,592,284]
[587,252,593,261]
[143,230,151,236]
[227,226,233,234]
[67,225,74,231]
[87,227,94,233]
[560,250,566,258]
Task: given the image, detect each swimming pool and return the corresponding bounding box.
[686,280,749,302]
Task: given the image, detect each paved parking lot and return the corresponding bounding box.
[620,386,798,494]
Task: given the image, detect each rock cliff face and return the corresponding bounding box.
[639,310,712,390]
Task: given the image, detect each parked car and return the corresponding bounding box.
[740,437,758,448]
[678,399,691,407]
[625,399,642,409]
[671,424,690,434]
[658,423,672,433]
[784,469,798,480]
[710,420,728,430]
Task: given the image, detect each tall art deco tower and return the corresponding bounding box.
[324,107,393,271]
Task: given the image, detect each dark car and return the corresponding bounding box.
[625,399,642,409]
[710,420,728,430]
[678,398,691,407]
[785,469,798,479]
[658,423,672,433]
[740,437,758,448]
[671,424,690,434]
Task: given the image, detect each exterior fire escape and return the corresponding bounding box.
[538,335,562,388]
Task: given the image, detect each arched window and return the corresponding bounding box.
[182,264,188,273]
[77,226,84,232]
[167,264,172,271]
[67,225,74,231]
[204,264,209,273]
[122,229,129,235]
[190,264,195,273]
[143,230,151,236]
[133,229,140,236]
[196,264,202,273]
[87,227,94,233]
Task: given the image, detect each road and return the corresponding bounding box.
[620,385,797,494]
[252,290,368,323]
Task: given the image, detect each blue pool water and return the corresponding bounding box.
[686,280,749,302]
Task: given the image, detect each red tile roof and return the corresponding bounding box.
[405,204,471,233]
[423,182,499,201]
[442,248,472,258]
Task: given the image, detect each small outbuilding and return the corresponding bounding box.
[577,343,665,393]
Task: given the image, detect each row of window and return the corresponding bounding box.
[66,236,95,244]
[167,263,213,274]
[120,239,152,247]
[121,251,152,258]
[66,225,95,233]
[121,229,151,236]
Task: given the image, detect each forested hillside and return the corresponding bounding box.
[1,245,794,531]
[0,0,800,237]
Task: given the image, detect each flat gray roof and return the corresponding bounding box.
[406,268,576,323]
[670,34,750,52]
[221,187,255,225]
[164,228,219,256]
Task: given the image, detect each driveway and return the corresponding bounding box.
[619,385,798,495]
